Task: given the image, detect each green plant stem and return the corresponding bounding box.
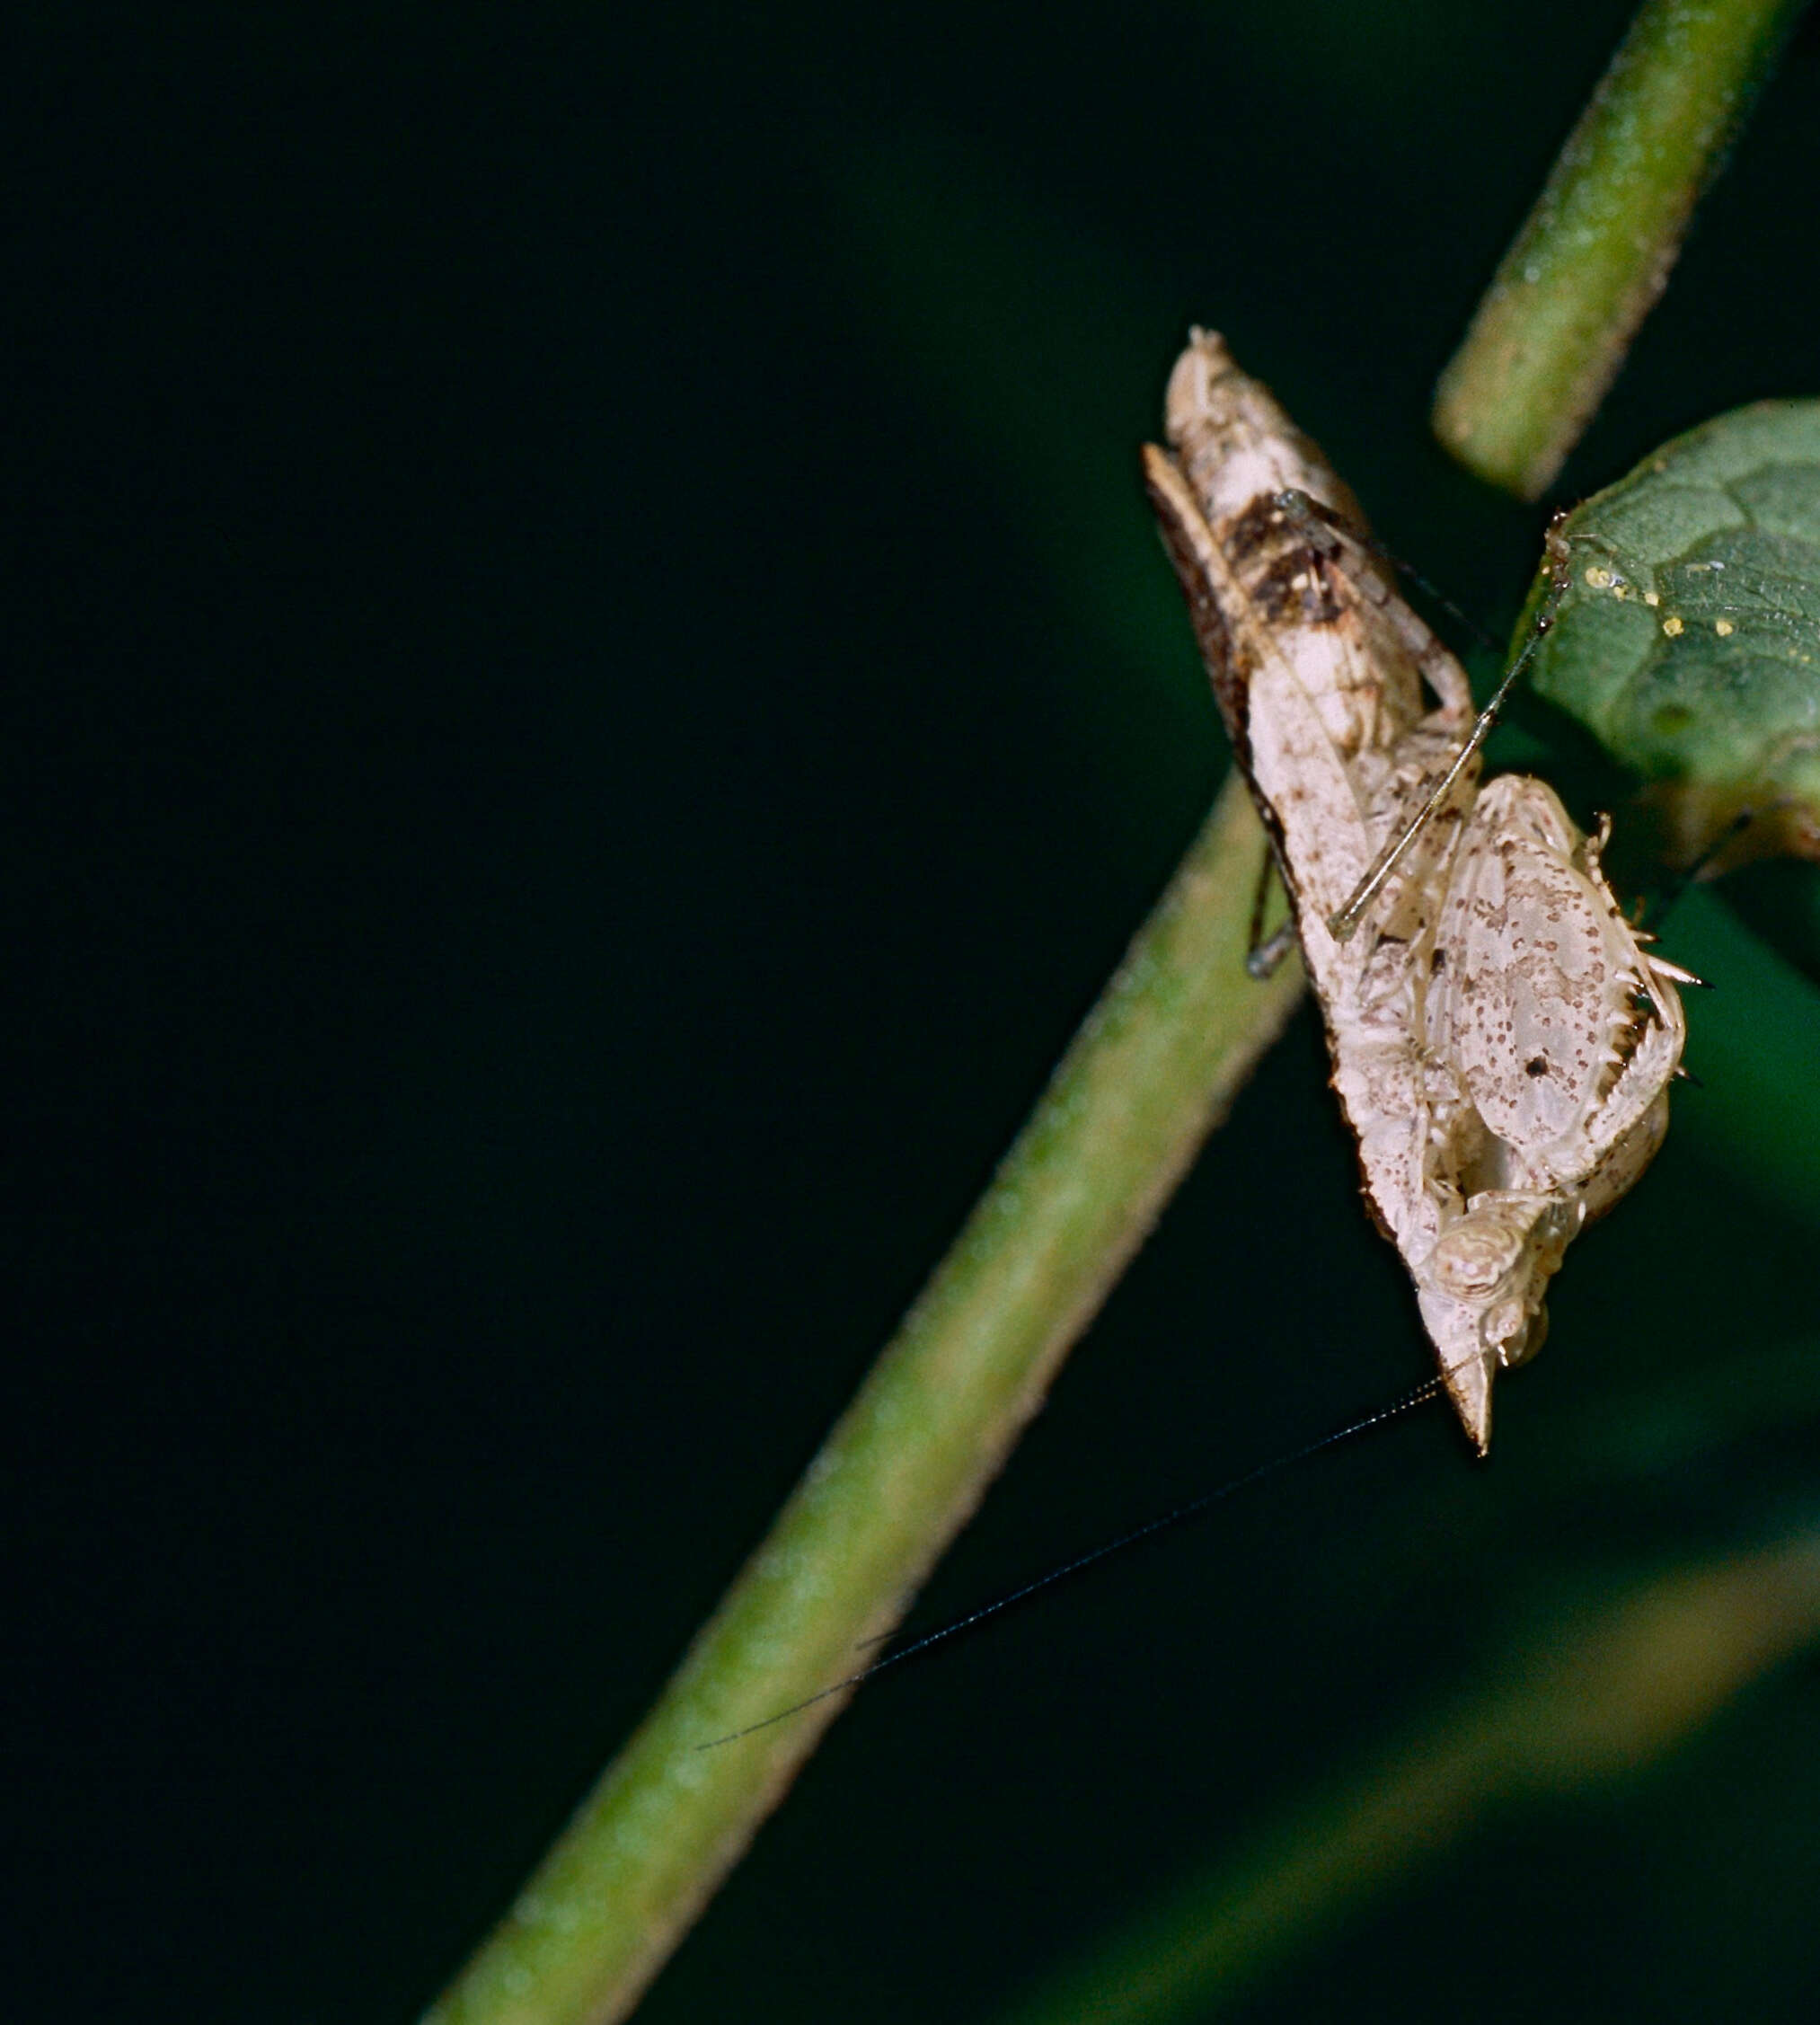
[1433,0,1806,500]
[999,1530,1820,2025]
[421,773,1304,2025]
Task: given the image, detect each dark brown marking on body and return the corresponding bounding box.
[1223,494,1287,565]
[1142,447,1259,767]
[1251,550,1347,629]
[1142,447,1307,929]
[1281,489,1369,546]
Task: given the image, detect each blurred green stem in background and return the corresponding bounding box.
[1433,0,1807,500]
[997,1530,1820,2025]
[421,774,1303,2025]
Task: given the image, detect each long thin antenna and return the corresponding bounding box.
[1279,486,1503,659]
[1328,513,1574,943]
[1327,624,1542,942]
[698,1367,1453,1749]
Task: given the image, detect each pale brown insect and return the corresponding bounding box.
[1144,331,1691,1451]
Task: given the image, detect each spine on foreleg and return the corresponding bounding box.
[1144,329,1687,1453]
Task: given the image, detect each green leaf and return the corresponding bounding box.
[1524,399,1820,866]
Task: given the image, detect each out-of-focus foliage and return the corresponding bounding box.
[1003,1525,1820,2025]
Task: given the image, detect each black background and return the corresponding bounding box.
[13,5,1820,2021]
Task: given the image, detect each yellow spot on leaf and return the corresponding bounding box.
[1715,618,1734,637]
[1662,615,1684,638]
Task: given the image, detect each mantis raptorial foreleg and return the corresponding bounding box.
[1144,331,1688,1452]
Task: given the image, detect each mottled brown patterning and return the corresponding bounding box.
[1144,331,1690,1451]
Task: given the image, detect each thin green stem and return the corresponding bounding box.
[1433,0,1806,500]
[421,773,1304,2025]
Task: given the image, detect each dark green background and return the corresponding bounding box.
[13,5,1820,2021]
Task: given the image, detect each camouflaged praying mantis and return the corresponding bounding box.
[1143,331,1697,1453]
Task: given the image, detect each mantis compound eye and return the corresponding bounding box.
[1144,332,1687,1450]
